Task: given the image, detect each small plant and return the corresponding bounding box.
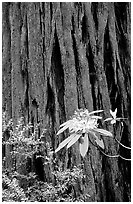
[3,116,46,173]
[104,108,131,151]
[26,166,85,202]
[104,108,127,124]
[55,108,131,160]
[55,109,113,157]
[2,113,87,202]
[2,172,28,202]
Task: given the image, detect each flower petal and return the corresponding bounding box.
[55,133,76,153]
[67,133,82,149]
[79,133,89,157]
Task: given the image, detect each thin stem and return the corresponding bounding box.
[99,148,131,161]
[115,137,131,150]
[88,135,131,161]
[119,155,131,161]
[113,122,131,150]
[99,149,119,158]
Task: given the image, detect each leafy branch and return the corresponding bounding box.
[55,108,131,160]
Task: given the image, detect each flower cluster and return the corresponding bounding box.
[55,109,113,157]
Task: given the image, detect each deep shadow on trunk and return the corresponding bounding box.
[2,2,131,202]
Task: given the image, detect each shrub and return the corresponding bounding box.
[2,172,28,202]
[2,112,87,202]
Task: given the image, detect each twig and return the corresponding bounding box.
[115,137,131,150]
[88,135,131,161]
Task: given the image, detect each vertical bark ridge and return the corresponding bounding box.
[10,3,24,125]
[71,7,93,111]
[2,3,12,118]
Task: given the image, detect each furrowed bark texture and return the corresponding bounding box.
[2,2,131,201]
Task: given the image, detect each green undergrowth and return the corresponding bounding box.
[2,112,88,202]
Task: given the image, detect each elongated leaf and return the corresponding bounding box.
[91,115,102,119]
[93,128,113,137]
[103,118,113,122]
[60,120,72,128]
[88,110,104,115]
[116,117,127,120]
[67,134,82,149]
[95,137,104,149]
[55,133,76,153]
[57,123,71,135]
[79,133,89,157]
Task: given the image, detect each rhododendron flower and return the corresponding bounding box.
[55,109,113,157]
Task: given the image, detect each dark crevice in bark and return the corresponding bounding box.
[71,32,81,109]
[45,77,55,124]
[81,15,87,44]
[104,159,119,201]
[118,145,131,201]
[71,18,86,109]
[33,153,45,181]
[104,22,117,110]
[45,76,56,150]
[25,13,29,60]
[86,43,97,110]
[91,3,98,31]
[119,124,131,159]
[51,28,66,124]
[114,3,128,32]
[115,7,131,117]
[50,2,53,22]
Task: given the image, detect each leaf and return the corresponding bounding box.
[114,108,117,115]
[60,120,72,128]
[57,123,71,135]
[110,108,117,119]
[79,133,89,157]
[103,118,113,122]
[95,137,104,149]
[93,128,113,137]
[55,133,76,153]
[116,117,127,121]
[88,110,104,115]
[67,133,82,149]
[91,115,102,119]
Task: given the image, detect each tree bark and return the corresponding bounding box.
[2,2,131,201]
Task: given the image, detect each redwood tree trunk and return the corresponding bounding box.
[2,2,131,202]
